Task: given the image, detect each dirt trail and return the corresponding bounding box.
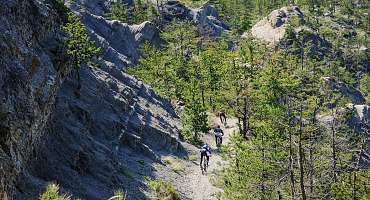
[185,116,239,200]
[153,116,238,200]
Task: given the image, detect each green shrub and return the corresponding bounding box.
[107,1,158,24]
[108,190,126,200]
[331,170,370,200]
[187,155,198,161]
[288,16,301,27]
[359,74,370,103]
[63,12,101,69]
[107,2,129,22]
[39,183,70,200]
[62,11,100,92]
[148,180,181,200]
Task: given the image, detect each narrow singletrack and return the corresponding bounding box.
[186,116,239,200]
[153,116,238,200]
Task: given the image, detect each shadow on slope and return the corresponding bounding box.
[16,62,187,200]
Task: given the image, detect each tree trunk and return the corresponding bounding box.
[261,132,266,200]
[287,98,296,200]
[331,108,337,182]
[289,129,296,200]
[242,97,248,138]
[309,106,318,195]
[298,104,307,200]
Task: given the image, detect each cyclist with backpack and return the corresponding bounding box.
[214,125,224,146]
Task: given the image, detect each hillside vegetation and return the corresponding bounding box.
[0,0,368,199]
[128,0,370,199]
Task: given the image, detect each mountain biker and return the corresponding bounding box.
[219,111,227,124]
[214,125,224,146]
[200,143,211,167]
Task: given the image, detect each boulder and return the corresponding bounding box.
[347,104,370,128]
[246,6,304,44]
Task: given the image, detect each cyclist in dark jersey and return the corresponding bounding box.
[219,111,227,124]
[200,143,211,167]
[214,125,224,145]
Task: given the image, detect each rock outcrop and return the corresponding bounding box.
[161,1,230,37]
[15,62,183,200]
[321,76,365,105]
[246,6,304,44]
[0,0,73,198]
[78,11,161,69]
[65,0,229,69]
[1,0,184,199]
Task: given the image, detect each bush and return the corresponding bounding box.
[108,190,126,200]
[181,96,209,143]
[359,74,370,103]
[188,155,198,161]
[107,2,128,22]
[39,183,70,200]
[63,12,101,69]
[107,1,158,24]
[148,180,181,200]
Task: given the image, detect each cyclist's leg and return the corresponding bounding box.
[200,152,205,166]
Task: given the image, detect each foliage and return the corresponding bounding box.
[49,0,70,22]
[108,190,126,200]
[39,183,70,200]
[63,12,101,69]
[162,156,185,174]
[182,92,209,143]
[331,170,370,200]
[148,180,181,200]
[107,2,128,22]
[129,2,370,200]
[359,74,370,103]
[107,1,158,25]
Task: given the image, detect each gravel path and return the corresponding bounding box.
[154,116,238,200]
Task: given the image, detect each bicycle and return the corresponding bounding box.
[214,131,223,149]
[201,156,209,175]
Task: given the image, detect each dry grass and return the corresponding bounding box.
[162,156,185,174]
[188,154,198,162]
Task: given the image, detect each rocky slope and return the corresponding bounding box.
[160,0,230,37]
[0,0,186,199]
[15,61,184,200]
[65,0,229,69]
[0,0,74,199]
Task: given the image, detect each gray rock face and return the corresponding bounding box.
[78,11,161,69]
[319,104,369,168]
[66,0,111,16]
[347,104,370,128]
[66,0,228,69]
[321,77,365,105]
[66,0,161,69]
[0,0,182,199]
[16,62,184,200]
[0,0,73,199]
[161,1,230,37]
